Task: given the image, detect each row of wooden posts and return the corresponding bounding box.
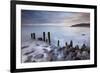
[31,32,51,44]
[31,32,74,47]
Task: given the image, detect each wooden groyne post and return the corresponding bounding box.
[48,32,51,44]
[31,33,36,39]
[70,40,73,47]
[75,45,79,50]
[33,33,36,39]
[43,32,45,42]
[57,40,60,47]
[81,44,86,50]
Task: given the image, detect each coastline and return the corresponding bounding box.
[21,38,90,63]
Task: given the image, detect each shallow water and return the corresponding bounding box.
[21,26,90,48]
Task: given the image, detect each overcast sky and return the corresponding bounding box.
[21,10,90,26]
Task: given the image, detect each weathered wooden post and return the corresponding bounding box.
[31,33,36,39]
[70,40,73,47]
[75,45,79,50]
[81,44,86,50]
[43,32,45,42]
[33,33,36,39]
[48,32,51,44]
[57,40,60,47]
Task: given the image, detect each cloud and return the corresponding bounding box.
[63,13,90,26]
[21,10,90,26]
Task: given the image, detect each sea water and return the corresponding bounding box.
[21,26,90,48]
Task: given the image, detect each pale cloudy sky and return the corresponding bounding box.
[21,10,90,26]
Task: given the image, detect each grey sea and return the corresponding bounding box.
[21,26,90,48]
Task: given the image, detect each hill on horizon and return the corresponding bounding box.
[71,23,90,27]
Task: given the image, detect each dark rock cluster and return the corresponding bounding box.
[46,41,90,61]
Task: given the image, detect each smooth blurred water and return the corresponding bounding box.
[21,26,90,48]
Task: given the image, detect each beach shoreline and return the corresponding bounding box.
[21,37,90,63]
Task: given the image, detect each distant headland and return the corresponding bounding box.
[71,23,90,27]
